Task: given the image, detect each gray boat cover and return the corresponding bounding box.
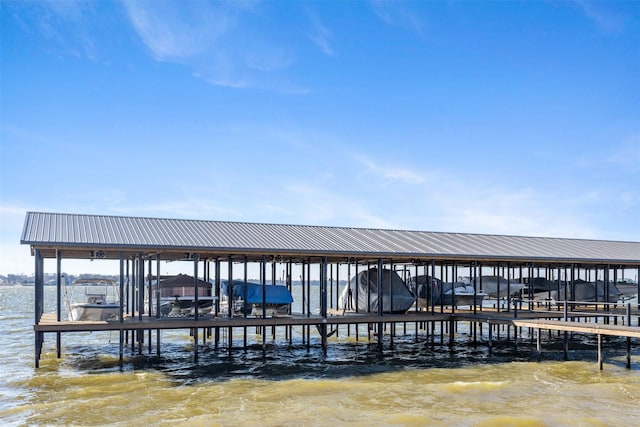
[550,279,622,302]
[338,268,415,313]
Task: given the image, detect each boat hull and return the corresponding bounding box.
[70,303,120,321]
[448,292,486,307]
[163,297,215,317]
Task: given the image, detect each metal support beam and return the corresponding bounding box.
[598,334,603,370]
[261,255,267,355]
[488,323,493,354]
[193,253,200,360]
[377,258,384,352]
[137,256,144,321]
[321,256,328,352]
[155,254,161,319]
[34,249,44,368]
[627,302,632,369]
[228,256,233,352]
[56,250,62,358]
[119,252,125,368]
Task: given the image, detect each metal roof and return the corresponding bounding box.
[20,211,640,265]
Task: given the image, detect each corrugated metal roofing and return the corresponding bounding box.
[20,212,640,265]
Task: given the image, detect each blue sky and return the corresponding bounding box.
[1,1,639,275]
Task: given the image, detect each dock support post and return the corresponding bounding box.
[536,328,542,360]
[598,334,603,370]
[626,303,632,369]
[137,255,144,321]
[488,322,492,354]
[193,254,200,322]
[56,335,61,359]
[137,331,143,355]
[261,256,267,357]
[449,318,455,348]
[119,330,124,368]
[563,331,569,361]
[56,250,62,359]
[35,331,43,369]
[626,337,631,370]
[215,259,221,349]
[321,257,328,353]
[377,259,384,353]
[472,322,477,344]
[34,249,44,368]
[119,252,125,367]
[194,327,199,360]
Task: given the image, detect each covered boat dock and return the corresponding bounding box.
[21,212,640,368]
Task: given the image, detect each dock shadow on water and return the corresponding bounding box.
[58,335,541,381]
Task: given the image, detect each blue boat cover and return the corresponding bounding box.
[221,280,293,305]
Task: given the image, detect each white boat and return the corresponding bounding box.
[66,278,120,321]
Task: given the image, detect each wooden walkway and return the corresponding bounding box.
[512,318,640,338]
[36,311,456,332]
[37,306,632,333]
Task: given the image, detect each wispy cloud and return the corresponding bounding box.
[355,154,428,185]
[12,0,99,60]
[370,0,424,36]
[122,1,306,93]
[123,1,232,62]
[329,146,620,239]
[575,0,628,32]
[431,186,601,238]
[282,182,397,229]
[306,9,334,56]
[268,170,608,240]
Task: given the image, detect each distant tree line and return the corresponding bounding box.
[0,273,119,285]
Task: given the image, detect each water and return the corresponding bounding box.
[2,286,640,426]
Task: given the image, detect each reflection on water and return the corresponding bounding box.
[2,286,640,426]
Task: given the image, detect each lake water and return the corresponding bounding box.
[1,285,639,426]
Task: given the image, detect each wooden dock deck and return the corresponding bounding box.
[37,305,635,333]
[512,318,640,338]
[36,311,457,332]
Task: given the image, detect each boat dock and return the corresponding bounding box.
[35,300,640,370]
[21,212,640,370]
